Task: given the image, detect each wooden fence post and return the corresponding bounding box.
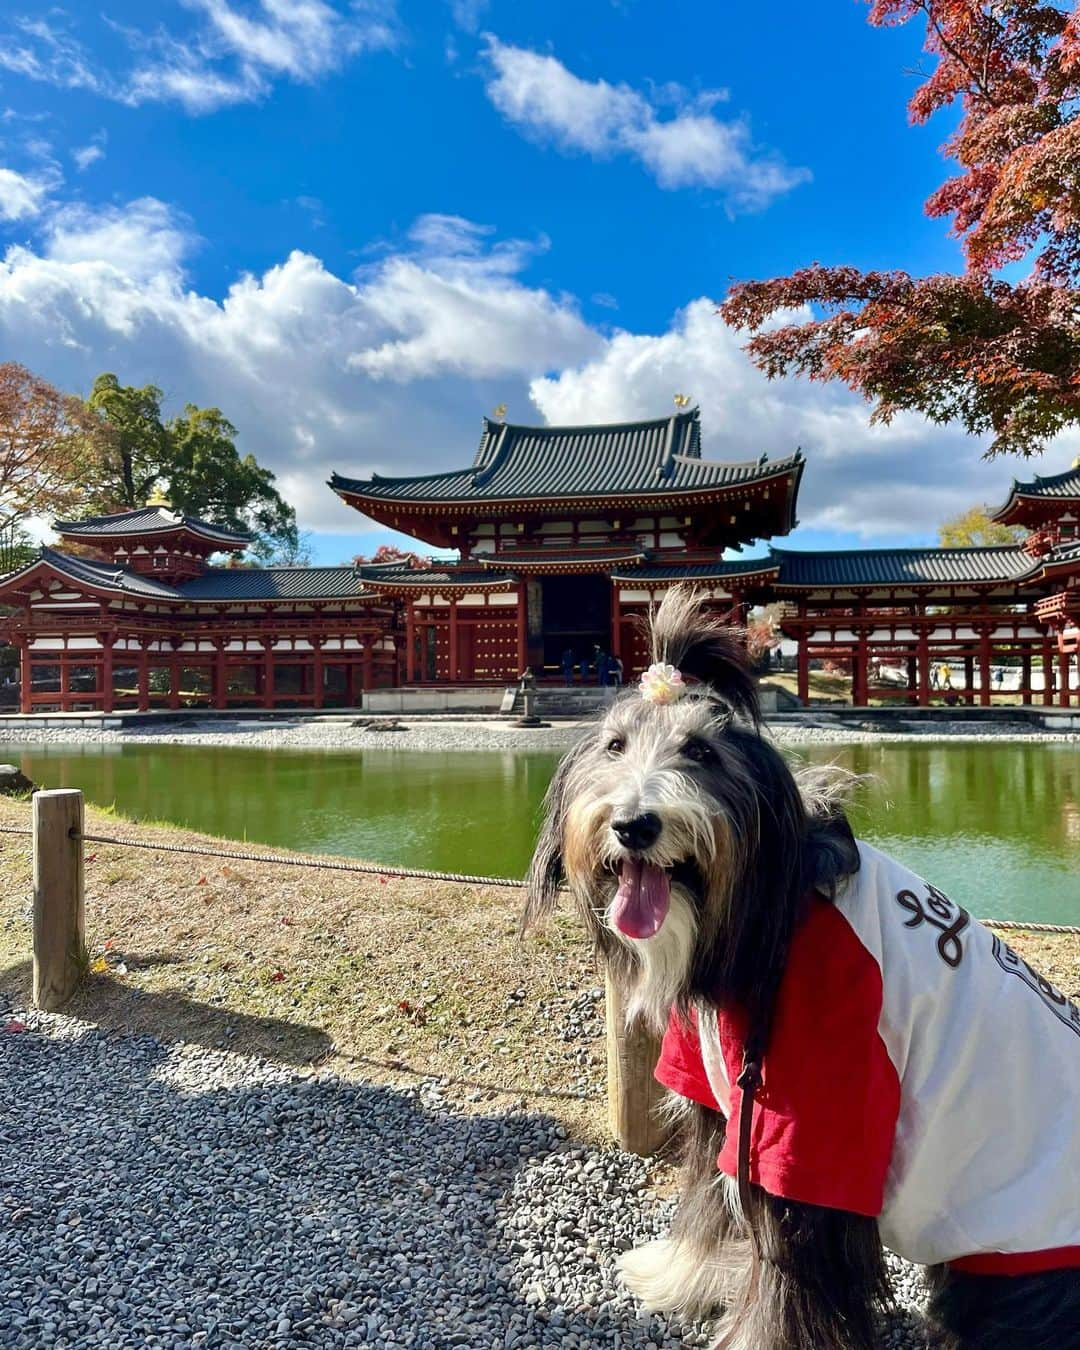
[605,971,670,1155]
[32,788,86,1011]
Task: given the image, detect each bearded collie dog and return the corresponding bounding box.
[524,587,1079,1350]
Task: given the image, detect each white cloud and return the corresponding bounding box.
[0,200,600,534]
[2,191,1072,545]
[449,0,489,34]
[0,3,398,115]
[72,134,107,172]
[481,37,810,210]
[0,165,57,221]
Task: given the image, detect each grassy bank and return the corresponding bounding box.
[1,798,1076,1143]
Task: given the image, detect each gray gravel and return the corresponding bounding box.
[0,715,1075,754]
[1,1005,935,1349]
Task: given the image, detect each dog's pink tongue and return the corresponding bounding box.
[612,859,671,939]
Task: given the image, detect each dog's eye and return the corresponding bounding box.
[683,739,715,764]
[606,736,625,756]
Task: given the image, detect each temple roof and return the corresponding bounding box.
[54,505,252,548]
[992,463,1080,521]
[612,560,780,583]
[330,409,803,507]
[359,565,515,591]
[770,546,1034,588]
[1,548,374,603]
[180,567,373,600]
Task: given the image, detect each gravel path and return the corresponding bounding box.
[0,715,1076,753]
[2,1007,934,1349]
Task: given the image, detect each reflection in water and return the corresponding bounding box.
[12,740,1079,925]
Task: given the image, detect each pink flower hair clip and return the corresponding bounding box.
[639,662,687,705]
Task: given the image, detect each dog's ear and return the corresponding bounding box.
[522,735,589,931]
[803,810,861,899]
[649,585,759,724]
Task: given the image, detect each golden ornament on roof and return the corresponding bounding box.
[673,393,691,408]
[492,403,508,421]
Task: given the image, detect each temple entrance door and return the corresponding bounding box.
[539,574,610,676]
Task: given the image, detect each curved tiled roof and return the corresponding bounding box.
[992,463,1080,519]
[10,548,186,598]
[0,550,375,603]
[611,560,780,583]
[54,506,252,547]
[771,547,1034,588]
[330,409,803,506]
[477,548,645,569]
[360,566,514,590]
[179,567,373,600]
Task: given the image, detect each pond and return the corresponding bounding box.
[8,740,1079,925]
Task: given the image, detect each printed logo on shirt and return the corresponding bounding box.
[894,882,970,969]
[991,935,1080,1039]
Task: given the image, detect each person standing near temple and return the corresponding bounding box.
[594,647,610,686]
[561,648,576,686]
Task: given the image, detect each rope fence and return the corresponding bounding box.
[2,819,1076,933]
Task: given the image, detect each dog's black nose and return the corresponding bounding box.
[612,812,662,851]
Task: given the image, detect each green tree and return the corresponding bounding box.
[166,405,301,563]
[939,505,1028,548]
[81,375,301,564]
[85,373,169,509]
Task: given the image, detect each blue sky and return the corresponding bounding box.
[0,0,1074,564]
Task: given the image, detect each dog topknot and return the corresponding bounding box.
[649,586,760,725]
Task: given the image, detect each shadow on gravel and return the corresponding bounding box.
[1,1012,696,1350]
[0,958,333,1067]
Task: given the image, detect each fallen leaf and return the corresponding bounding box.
[85,852,97,863]
[280,916,295,926]
[196,877,207,886]
[90,957,108,974]
[269,969,285,983]
[103,938,115,951]
[3,1020,27,1034]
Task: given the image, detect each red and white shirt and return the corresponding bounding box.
[655,841,1080,1274]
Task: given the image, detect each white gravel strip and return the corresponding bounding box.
[1,1007,935,1349]
[0,716,1076,753]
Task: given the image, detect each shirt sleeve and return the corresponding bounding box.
[654,1006,722,1113]
[715,901,901,1219]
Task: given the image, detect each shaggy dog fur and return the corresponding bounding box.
[524,587,1079,1350]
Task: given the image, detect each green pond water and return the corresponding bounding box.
[9,741,1079,925]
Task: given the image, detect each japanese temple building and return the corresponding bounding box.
[2,408,1078,713]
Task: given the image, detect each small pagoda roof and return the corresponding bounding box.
[991,464,1080,521]
[54,505,252,548]
[330,408,803,508]
[771,546,1034,589]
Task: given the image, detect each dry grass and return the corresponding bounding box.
[0,797,610,1140]
[2,798,1076,1145]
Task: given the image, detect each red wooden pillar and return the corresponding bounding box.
[405,605,416,684]
[168,657,181,710]
[796,634,809,704]
[906,651,917,705]
[18,640,31,714]
[963,655,975,705]
[362,641,373,691]
[1059,647,1071,709]
[1020,651,1032,705]
[854,635,869,707]
[213,642,227,710]
[610,584,622,660]
[345,661,356,706]
[137,649,150,713]
[262,642,274,709]
[1041,635,1055,706]
[312,641,324,708]
[729,588,743,623]
[448,600,460,682]
[101,638,114,714]
[516,585,528,675]
[978,629,992,707]
[917,627,930,706]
